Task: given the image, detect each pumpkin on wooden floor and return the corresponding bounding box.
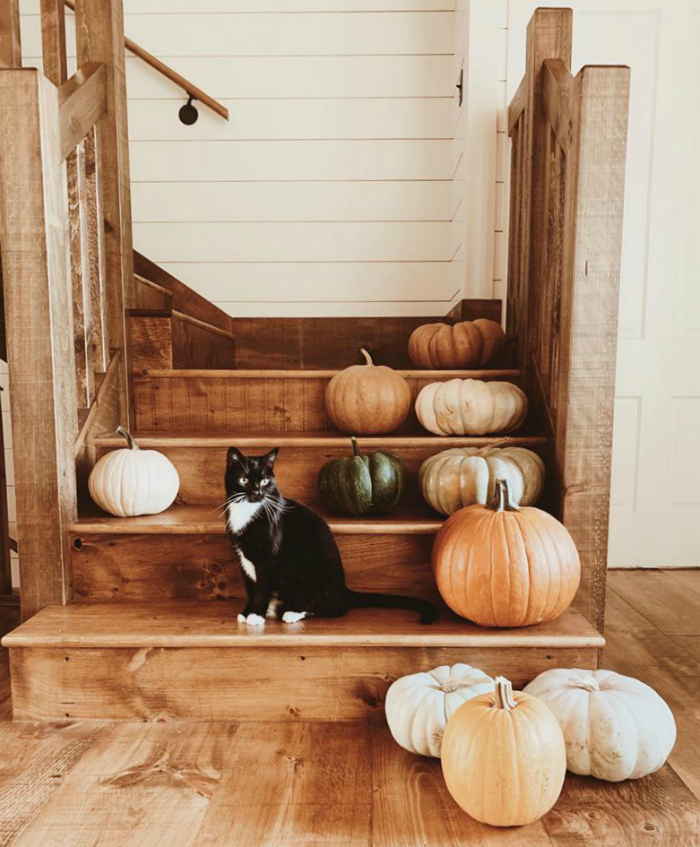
[415,378,527,436]
[325,348,412,435]
[524,668,677,781]
[318,437,408,516]
[88,426,180,517]
[441,676,566,827]
[419,445,545,515]
[385,664,494,758]
[432,479,580,627]
[408,319,505,369]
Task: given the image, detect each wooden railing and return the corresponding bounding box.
[0,0,131,619]
[63,0,228,121]
[507,8,630,632]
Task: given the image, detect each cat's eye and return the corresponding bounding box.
[261,477,270,486]
[238,476,248,485]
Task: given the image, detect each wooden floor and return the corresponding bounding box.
[1,570,700,846]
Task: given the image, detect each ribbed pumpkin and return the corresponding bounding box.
[419,445,545,515]
[432,479,580,627]
[415,378,527,436]
[441,676,566,827]
[325,348,412,435]
[318,437,407,516]
[408,318,504,369]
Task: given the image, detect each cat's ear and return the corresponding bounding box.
[227,447,245,468]
[262,447,279,468]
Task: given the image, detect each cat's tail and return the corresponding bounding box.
[344,590,439,625]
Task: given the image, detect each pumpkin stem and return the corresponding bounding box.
[441,675,493,694]
[490,478,518,512]
[359,347,374,367]
[493,676,517,711]
[117,426,139,451]
[351,437,361,457]
[570,676,600,693]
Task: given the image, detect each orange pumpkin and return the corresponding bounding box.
[432,479,580,627]
[325,348,412,435]
[408,319,504,369]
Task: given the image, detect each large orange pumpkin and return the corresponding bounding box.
[441,676,566,827]
[325,348,412,435]
[432,479,580,627]
[408,319,504,369]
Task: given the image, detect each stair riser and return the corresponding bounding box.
[9,644,598,721]
[70,533,436,602]
[133,372,521,433]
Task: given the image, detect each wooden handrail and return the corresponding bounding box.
[63,0,228,121]
[58,62,107,160]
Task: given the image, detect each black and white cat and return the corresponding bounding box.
[225,447,439,627]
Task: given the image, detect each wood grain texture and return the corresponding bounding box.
[0,413,11,595]
[0,0,21,68]
[129,312,174,371]
[57,62,107,161]
[171,311,236,370]
[0,68,78,619]
[134,273,173,310]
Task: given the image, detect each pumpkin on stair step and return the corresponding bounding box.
[385,663,494,758]
[408,318,505,369]
[419,445,545,515]
[325,348,412,435]
[88,426,180,517]
[432,479,580,627]
[317,437,408,516]
[524,668,677,781]
[441,676,567,827]
[415,378,527,436]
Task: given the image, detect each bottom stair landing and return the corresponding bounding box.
[2,602,603,721]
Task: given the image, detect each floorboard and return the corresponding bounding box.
[0,571,699,846]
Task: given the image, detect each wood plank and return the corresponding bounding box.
[58,62,107,161]
[134,273,172,310]
[7,640,599,722]
[607,570,700,638]
[371,723,552,846]
[0,68,79,618]
[129,312,174,371]
[0,410,12,595]
[507,72,527,136]
[194,723,372,846]
[542,58,574,153]
[2,602,603,650]
[0,0,21,68]
[171,311,236,370]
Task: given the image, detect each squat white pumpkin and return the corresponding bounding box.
[88,427,180,517]
[415,379,527,436]
[385,663,494,758]
[524,668,676,781]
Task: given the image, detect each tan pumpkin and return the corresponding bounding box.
[415,378,527,436]
[432,479,580,627]
[441,676,566,827]
[408,318,505,369]
[419,445,545,515]
[325,348,412,435]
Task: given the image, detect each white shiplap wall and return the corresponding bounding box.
[20,0,473,318]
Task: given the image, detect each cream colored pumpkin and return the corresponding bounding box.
[88,427,180,517]
[419,446,545,515]
[524,669,677,781]
[385,664,494,758]
[415,379,527,436]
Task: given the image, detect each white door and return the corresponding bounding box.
[505,0,700,567]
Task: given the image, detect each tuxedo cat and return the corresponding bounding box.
[225,447,438,626]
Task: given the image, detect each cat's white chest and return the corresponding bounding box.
[227,500,262,534]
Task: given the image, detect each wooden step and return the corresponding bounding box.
[93,431,547,507]
[70,503,441,602]
[133,367,523,432]
[2,602,604,721]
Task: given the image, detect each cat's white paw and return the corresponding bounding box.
[282,611,308,624]
[237,613,246,623]
[245,613,266,627]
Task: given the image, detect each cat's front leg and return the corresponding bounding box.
[237,584,272,627]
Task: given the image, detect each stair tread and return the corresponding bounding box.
[94,430,547,449]
[135,367,521,379]
[72,502,445,535]
[2,602,604,649]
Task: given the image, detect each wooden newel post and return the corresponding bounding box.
[0,69,79,618]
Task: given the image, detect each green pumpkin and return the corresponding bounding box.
[318,437,408,516]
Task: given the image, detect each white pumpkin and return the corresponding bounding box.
[415,379,527,436]
[419,446,545,515]
[88,427,180,517]
[524,668,677,781]
[385,664,494,758]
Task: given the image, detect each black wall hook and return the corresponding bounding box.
[179,95,199,125]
